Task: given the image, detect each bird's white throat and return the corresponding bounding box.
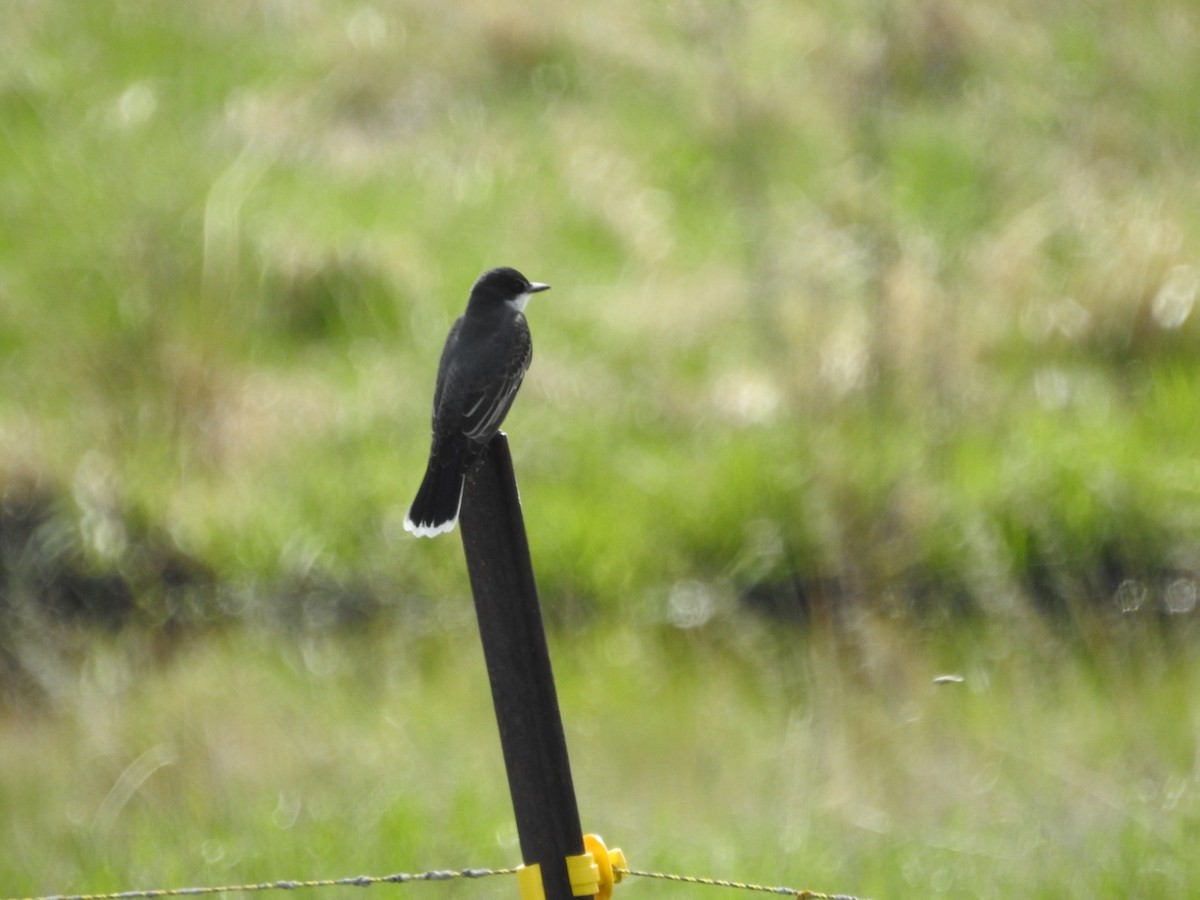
[505,292,534,313]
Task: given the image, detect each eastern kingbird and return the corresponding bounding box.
[403,266,550,538]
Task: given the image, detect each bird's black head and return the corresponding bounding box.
[469,266,550,312]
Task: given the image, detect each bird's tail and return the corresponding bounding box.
[404,449,467,538]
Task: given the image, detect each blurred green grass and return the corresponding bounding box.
[3,621,1198,897]
[2,0,1198,612]
[1,1,1199,897]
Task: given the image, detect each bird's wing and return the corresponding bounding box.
[461,328,532,443]
[462,369,526,441]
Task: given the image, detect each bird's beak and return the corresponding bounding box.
[528,282,551,293]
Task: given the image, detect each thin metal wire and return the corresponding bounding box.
[7,867,518,900]
[9,864,870,900]
[618,867,871,900]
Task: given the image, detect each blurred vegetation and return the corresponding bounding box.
[3,622,1199,898]
[1,0,1199,896]
[2,1,1199,625]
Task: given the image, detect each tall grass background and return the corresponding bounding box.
[1,2,1198,897]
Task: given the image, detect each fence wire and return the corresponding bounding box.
[7,867,517,900]
[618,868,869,900]
[7,864,870,900]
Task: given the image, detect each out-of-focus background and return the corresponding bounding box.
[2,2,1198,897]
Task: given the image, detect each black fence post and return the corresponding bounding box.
[459,434,585,900]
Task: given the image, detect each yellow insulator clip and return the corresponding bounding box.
[517,863,545,900]
[583,834,626,900]
[516,835,626,900]
[566,849,599,898]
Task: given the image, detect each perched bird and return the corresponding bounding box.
[404,266,550,537]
